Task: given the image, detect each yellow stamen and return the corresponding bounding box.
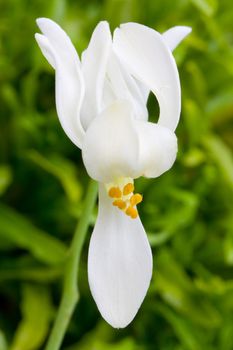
[108,187,122,198]
[112,199,127,210]
[130,193,143,206]
[123,183,134,196]
[126,206,138,219]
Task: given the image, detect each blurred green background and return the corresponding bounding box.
[0,0,233,349]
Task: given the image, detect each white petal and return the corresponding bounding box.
[113,22,181,131]
[82,100,177,182]
[81,21,112,130]
[35,33,56,68]
[36,18,85,148]
[106,52,148,120]
[102,78,116,108]
[82,100,140,183]
[135,121,177,178]
[162,26,192,51]
[129,26,192,106]
[88,185,152,328]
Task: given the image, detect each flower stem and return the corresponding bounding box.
[45,179,98,350]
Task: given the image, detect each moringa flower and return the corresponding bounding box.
[35,18,191,328]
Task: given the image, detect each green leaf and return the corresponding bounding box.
[203,135,233,191]
[10,285,53,350]
[27,150,82,203]
[0,166,12,196]
[0,330,8,350]
[0,203,67,265]
[189,0,217,16]
[156,303,206,350]
[155,250,221,328]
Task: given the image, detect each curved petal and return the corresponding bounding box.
[105,52,148,120]
[135,121,178,178]
[88,185,153,328]
[82,100,140,183]
[82,99,177,182]
[36,18,85,148]
[162,26,192,51]
[129,26,191,107]
[81,21,112,130]
[113,22,181,131]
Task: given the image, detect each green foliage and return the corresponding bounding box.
[0,0,233,349]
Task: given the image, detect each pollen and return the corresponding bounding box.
[107,179,143,220]
[130,193,143,206]
[113,199,127,210]
[108,186,122,198]
[126,206,138,219]
[123,183,134,195]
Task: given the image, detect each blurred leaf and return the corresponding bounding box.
[203,135,233,191]
[156,303,206,350]
[0,330,8,350]
[223,227,233,266]
[148,230,173,246]
[182,148,206,167]
[189,0,218,16]
[219,316,233,350]
[27,150,82,203]
[0,165,12,196]
[186,61,207,105]
[0,266,61,283]
[0,203,67,265]
[155,250,221,328]
[10,285,53,350]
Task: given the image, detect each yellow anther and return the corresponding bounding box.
[130,193,143,206]
[126,206,138,219]
[123,183,134,196]
[108,187,122,198]
[112,199,127,210]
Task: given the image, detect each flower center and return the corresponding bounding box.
[106,178,143,219]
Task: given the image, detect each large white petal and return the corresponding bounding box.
[82,99,177,182]
[128,26,191,107]
[88,185,153,328]
[135,121,177,178]
[81,21,112,130]
[82,100,140,183]
[36,18,85,148]
[162,26,192,51]
[113,22,181,131]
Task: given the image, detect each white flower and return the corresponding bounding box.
[35,18,191,328]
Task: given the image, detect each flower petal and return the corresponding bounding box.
[36,18,85,148]
[162,26,192,51]
[113,22,181,131]
[88,185,153,328]
[106,52,148,120]
[135,121,178,178]
[82,100,140,183]
[81,21,112,130]
[82,99,177,182]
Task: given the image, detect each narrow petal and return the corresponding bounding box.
[162,26,192,51]
[36,18,85,148]
[81,21,112,129]
[113,23,181,131]
[82,100,140,183]
[106,52,148,120]
[88,185,153,328]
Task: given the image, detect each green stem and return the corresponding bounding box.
[45,179,98,350]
